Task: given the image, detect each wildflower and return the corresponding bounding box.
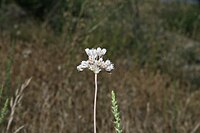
[77,47,114,74]
[77,47,114,133]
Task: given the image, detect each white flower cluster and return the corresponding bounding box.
[77,47,114,74]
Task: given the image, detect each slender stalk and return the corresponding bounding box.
[94,73,98,133]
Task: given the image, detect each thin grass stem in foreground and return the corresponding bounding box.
[111,90,122,133]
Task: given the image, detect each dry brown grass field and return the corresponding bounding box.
[0,36,200,133]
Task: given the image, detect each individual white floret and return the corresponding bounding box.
[85,48,91,56]
[104,60,111,66]
[96,47,101,55]
[77,61,89,71]
[96,47,106,57]
[105,63,114,71]
[101,48,106,56]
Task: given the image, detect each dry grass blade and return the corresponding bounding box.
[6,78,32,133]
[13,125,25,133]
[191,122,200,133]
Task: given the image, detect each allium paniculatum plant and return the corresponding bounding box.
[77,47,114,133]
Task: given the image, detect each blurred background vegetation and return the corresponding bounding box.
[0,0,200,132]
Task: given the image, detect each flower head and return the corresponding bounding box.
[77,47,114,74]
